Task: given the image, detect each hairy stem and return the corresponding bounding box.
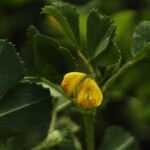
[49,106,57,132]
[83,111,95,150]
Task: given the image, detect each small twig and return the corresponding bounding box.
[102,61,134,92]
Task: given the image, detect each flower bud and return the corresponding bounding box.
[61,72,86,96]
[76,77,103,109]
[61,72,103,109]
[48,16,64,33]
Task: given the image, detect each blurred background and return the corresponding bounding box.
[0,0,149,149]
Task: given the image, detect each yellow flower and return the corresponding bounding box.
[76,77,103,109]
[61,72,86,96]
[61,72,103,109]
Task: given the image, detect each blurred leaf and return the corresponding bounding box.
[33,33,76,78]
[56,117,80,133]
[37,116,81,149]
[55,131,80,150]
[0,0,32,6]
[113,10,136,39]
[0,39,24,91]
[131,21,150,58]
[99,126,140,150]
[79,13,87,47]
[110,58,150,99]
[2,137,24,150]
[42,1,80,46]
[0,82,52,130]
[86,9,116,60]
[32,129,64,150]
[113,10,136,61]
[32,129,81,150]
[27,25,40,43]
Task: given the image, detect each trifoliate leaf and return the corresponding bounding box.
[33,33,76,78]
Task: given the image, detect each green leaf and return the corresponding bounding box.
[91,42,121,82]
[131,21,150,57]
[42,1,79,46]
[39,77,71,110]
[134,43,150,61]
[32,129,81,150]
[0,82,52,130]
[33,33,76,78]
[0,40,24,91]
[86,9,116,60]
[92,42,121,68]
[99,126,140,150]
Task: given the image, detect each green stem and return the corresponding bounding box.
[83,112,95,150]
[56,101,71,112]
[77,51,95,78]
[102,61,134,92]
[40,78,72,111]
[49,106,57,132]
